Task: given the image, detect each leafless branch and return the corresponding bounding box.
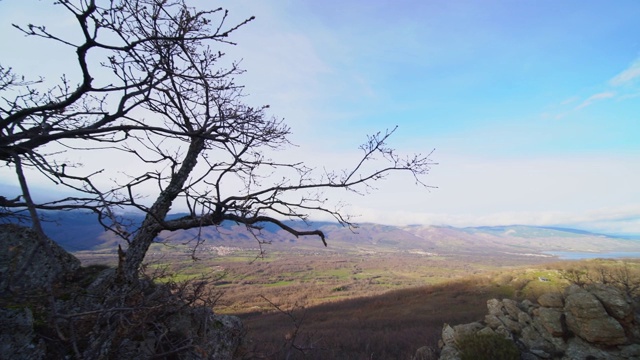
[2,0,435,283]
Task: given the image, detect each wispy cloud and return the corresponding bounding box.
[610,59,640,86]
[575,91,615,110]
[554,58,640,116]
[560,96,579,105]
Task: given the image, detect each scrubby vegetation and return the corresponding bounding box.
[238,277,516,359]
[557,259,640,297]
[235,258,640,359]
[1,263,239,359]
[74,247,640,359]
[457,332,520,360]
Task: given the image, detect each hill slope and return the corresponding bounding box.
[32,211,640,257]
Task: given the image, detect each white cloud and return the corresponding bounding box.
[560,96,579,105]
[575,92,615,110]
[326,152,640,234]
[610,59,640,86]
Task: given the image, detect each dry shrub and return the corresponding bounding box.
[29,266,233,359]
[559,260,640,298]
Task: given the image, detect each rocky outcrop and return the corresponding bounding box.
[0,223,81,293]
[434,284,639,360]
[0,225,244,359]
[0,307,45,359]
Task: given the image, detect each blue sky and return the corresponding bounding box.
[221,0,640,234]
[1,1,639,234]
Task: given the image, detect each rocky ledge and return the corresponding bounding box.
[0,224,244,359]
[431,284,640,360]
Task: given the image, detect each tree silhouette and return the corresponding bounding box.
[1,0,435,282]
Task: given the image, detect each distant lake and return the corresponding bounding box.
[545,251,640,260]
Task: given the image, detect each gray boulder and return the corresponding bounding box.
[432,284,639,360]
[564,287,627,345]
[588,283,633,322]
[0,307,45,360]
[0,224,80,292]
[537,292,563,308]
[452,322,484,343]
[534,307,564,337]
[413,346,439,360]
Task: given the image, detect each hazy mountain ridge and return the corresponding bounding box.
[16,211,639,255]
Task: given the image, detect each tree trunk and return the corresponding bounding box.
[123,136,205,282]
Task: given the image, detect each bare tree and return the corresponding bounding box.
[1,0,435,282]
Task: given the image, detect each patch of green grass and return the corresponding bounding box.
[513,269,566,299]
[321,268,352,278]
[264,280,295,287]
[220,255,271,262]
[154,272,204,283]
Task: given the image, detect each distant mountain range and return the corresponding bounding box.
[11,211,637,257]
